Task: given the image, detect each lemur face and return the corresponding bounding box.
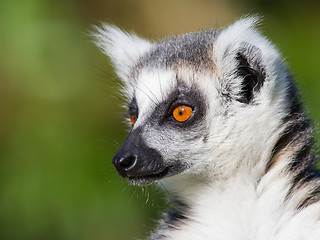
[93,17,288,185]
[112,68,212,185]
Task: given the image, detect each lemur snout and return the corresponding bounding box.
[112,146,166,182]
[112,127,166,181]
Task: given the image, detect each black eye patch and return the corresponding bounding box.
[144,82,206,128]
[127,97,138,117]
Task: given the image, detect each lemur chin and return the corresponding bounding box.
[92,17,320,240]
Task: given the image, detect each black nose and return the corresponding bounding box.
[112,154,137,177]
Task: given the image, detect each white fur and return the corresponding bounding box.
[134,68,177,127]
[92,24,153,96]
[162,162,320,240]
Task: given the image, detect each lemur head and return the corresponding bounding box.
[93,17,290,185]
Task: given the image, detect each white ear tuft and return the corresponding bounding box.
[91,24,153,83]
[211,16,286,104]
[213,15,281,68]
[213,16,264,64]
[213,17,281,84]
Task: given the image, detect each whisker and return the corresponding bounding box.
[158,71,164,103]
[112,140,121,149]
[158,181,169,195]
[135,85,158,107]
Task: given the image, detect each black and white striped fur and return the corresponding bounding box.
[92,17,320,239]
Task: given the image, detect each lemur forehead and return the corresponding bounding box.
[131,67,205,120]
[136,30,217,72]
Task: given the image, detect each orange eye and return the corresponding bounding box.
[130,115,137,126]
[173,106,193,122]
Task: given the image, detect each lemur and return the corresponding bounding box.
[92,17,320,239]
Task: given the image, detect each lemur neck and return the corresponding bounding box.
[164,167,262,208]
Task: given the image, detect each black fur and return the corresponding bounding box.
[267,75,320,210]
[298,186,320,209]
[235,48,266,104]
[288,167,320,210]
[128,97,138,117]
[149,198,189,240]
[165,204,188,229]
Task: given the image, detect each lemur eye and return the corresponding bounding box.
[130,115,137,126]
[173,106,193,122]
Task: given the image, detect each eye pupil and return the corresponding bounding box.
[173,106,193,122]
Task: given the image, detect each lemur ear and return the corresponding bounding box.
[92,24,153,83]
[235,44,266,103]
[213,17,280,103]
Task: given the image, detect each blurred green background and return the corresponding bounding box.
[1,0,319,239]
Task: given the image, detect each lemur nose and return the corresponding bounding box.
[113,154,137,177]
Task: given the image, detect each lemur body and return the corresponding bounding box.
[93,17,320,239]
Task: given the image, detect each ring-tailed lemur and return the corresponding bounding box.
[92,17,320,239]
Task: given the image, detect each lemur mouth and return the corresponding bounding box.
[128,167,170,185]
